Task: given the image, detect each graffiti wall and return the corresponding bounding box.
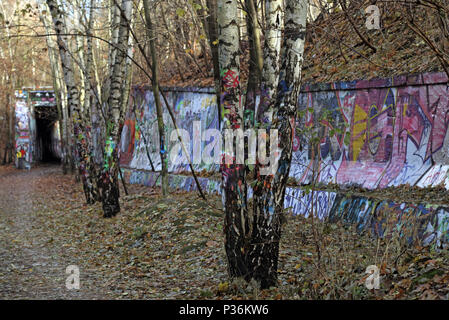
[119,73,449,247]
[121,72,449,190]
[122,169,221,195]
[120,87,220,173]
[293,73,449,189]
[15,90,32,169]
[288,189,449,249]
[120,169,449,249]
[29,91,56,107]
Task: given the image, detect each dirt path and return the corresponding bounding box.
[0,165,108,299]
[0,164,228,300]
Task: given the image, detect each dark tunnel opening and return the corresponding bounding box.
[35,115,60,163]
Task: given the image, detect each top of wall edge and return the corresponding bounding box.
[132,71,449,95]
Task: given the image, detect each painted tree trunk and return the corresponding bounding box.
[99,0,132,217]
[98,140,121,216]
[249,0,308,288]
[217,0,250,279]
[246,1,283,285]
[216,0,307,288]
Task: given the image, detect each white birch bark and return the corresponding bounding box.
[40,3,71,173]
[258,0,283,121]
[249,0,309,289]
[119,0,135,118]
[99,0,132,217]
[217,0,249,280]
[107,0,131,135]
[47,0,99,203]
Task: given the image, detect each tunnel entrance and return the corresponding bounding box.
[14,89,61,169]
[35,116,60,163]
[31,90,61,164]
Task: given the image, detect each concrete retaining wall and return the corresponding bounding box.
[119,72,449,247]
[121,72,449,189]
[122,169,449,248]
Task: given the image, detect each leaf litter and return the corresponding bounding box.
[1,164,448,300]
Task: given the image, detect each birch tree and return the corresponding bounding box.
[244,0,263,128]
[98,0,132,217]
[46,0,98,204]
[80,0,101,202]
[217,0,309,289]
[251,0,309,288]
[40,3,72,174]
[217,0,248,282]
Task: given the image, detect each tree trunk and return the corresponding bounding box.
[143,0,168,195]
[0,2,17,165]
[244,0,263,129]
[99,0,132,217]
[39,4,70,173]
[249,0,308,288]
[257,0,282,121]
[215,0,308,289]
[82,0,100,202]
[46,0,97,204]
[205,0,221,126]
[217,0,250,280]
[7,93,13,164]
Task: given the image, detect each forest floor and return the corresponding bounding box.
[1,164,449,300]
